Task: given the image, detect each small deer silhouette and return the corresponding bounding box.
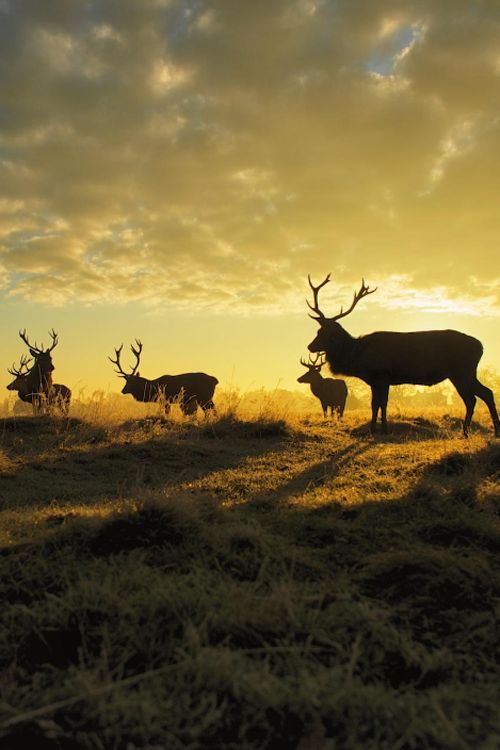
[297,354,348,417]
[109,339,218,416]
[307,274,500,437]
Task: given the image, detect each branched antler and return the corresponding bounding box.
[109,339,143,377]
[307,274,377,323]
[7,354,32,377]
[47,329,58,352]
[331,279,377,322]
[19,328,59,354]
[19,329,43,354]
[109,344,126,376]
[307,274,331,321]
[300,353,325,370]
[129,339,142,376]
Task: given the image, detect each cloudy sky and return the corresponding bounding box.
[1,0,499,395]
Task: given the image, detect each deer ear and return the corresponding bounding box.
[29,348,37,356]
[136,371,140,377]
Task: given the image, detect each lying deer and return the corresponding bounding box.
[297,354,347,418]
[7,355,72,416]
[8,329,60,414]
[307,274,500,437]
[109,339,218,415]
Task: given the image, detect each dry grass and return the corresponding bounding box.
[0,393,499,749]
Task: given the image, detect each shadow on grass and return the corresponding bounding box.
[247,442,371,509]
[349,414,492,441]
[0,415,294,510]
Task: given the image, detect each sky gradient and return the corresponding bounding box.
[1,0,499,395]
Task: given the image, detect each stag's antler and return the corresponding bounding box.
[307,274,331,321]
[19,329,43,354]
[7,354,32,376]
[300,353,325,370]
[307,274,377,322]
[19,328,59,353]
[109,344,126,376]
[331,279,377,322]
[310,352,325,369]
[109,339,143,377]
[129,339,142,376]
[47,328,58,352]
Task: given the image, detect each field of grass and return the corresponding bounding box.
[0,399,499,749]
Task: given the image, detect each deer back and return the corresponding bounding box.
[155,373,219,403]
[342,329,483,385]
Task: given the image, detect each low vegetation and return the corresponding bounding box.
[0,395,499,749]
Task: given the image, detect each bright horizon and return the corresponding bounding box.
[1,1,499,398]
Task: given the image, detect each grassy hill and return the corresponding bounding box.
[0,403,499,749]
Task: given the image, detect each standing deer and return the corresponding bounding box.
[10,329,59,413]
[297,354,348,418]
[7,357,72,416]
[306,274,500,437]
[109,340,218,415]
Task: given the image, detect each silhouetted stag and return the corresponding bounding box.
[297,354,348,418]
[8,329,59,413]
[7,355,71,416]
[109,340,218,416]
[307,274,500,437]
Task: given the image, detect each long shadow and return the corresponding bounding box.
[0,415,294,511]
[349,415,492,441]
[246,442,371,509]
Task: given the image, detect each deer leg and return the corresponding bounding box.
[474,380,500,437]
[63,395,70,417]
[370,387,380,433]
[32,394,42,415]
[202,400,216,417]
[380,384,389,434]
[451,380,476,437]
[182,400,198,417]
[371,384,389,433]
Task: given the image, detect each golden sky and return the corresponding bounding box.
[0,0,499,394]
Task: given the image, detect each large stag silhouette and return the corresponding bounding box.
[7,354,71,416]
[8,329,60,413]
[109,340,218,415]
[297,354,347,418]
[307,274,500,437]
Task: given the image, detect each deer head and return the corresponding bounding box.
[307,274,377,352]
[109,339,143,394]
[297,353,326,383]
[6,354,32,391]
